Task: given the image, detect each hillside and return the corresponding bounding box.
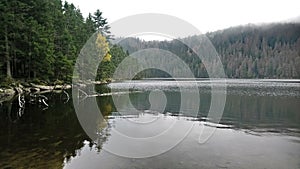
[118,23,300,79]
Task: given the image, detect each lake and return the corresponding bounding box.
[0,79,299,169]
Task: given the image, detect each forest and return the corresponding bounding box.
[1,0,300,88]
[119,23,300,78]
[0,0,128,86]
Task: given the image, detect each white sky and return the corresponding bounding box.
[68,0,300,36]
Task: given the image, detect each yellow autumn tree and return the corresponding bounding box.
[96,33,111,62]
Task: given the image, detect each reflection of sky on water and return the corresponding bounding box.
[0,79,299,168]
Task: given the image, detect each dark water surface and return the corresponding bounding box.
[0,79,299,169]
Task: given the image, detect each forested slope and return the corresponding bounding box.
[118,23,300,78]
[1,0,299,83]
[0,0,127,85]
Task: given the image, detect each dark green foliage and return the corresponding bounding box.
[96,45,130,80]
[92,9,111,39]
[0,0,118,83]
[0,1,299,83]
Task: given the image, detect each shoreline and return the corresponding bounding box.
[0,83,72,103]
[0,79,112,103]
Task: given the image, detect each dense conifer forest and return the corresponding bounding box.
[119,23,300,78]
[1,0,299,86]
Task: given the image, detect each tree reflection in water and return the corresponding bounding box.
[0,90,112,169]
[0,82,299,168]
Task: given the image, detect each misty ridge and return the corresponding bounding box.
[116,22,300,79]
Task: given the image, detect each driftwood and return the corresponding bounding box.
[0,89,16,103]
[30,83,71,90]
[76,89,142,102]
[62,90,70,104]
[74,80,112,87]
[29,93,49,107]
[3,87,71,123]
[18,95,25,108]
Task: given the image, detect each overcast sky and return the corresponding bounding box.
[67,0,299,39]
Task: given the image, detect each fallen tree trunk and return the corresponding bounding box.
[30,83,71,90]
